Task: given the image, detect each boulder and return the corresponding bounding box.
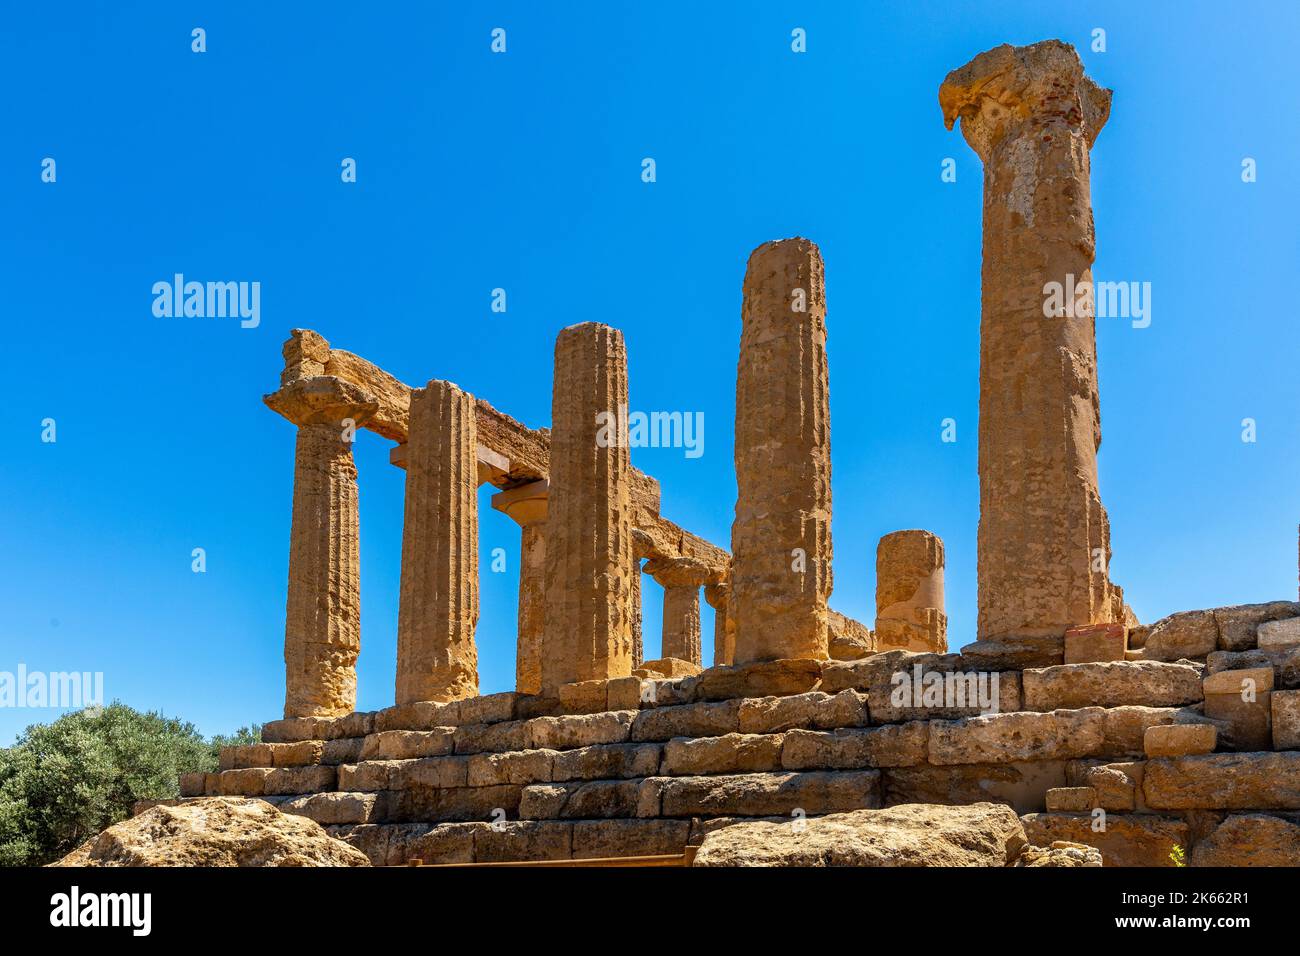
[1190,814,1300,866]
[1015,841,1103,867]
[1141,610,1219,662]
[52,797,371,867]
[692,802,1027,866]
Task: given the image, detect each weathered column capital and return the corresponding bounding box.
[265,375,379,429]
[939,40,1111,162]
[490,479,549,528]
[643,555,725,590]
[703,580,730,610]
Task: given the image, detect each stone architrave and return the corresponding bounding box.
[395,380,481,705]
[540,323,636,695]
[940,41,1119,642]
[264,375,379,718]
[731,238,832,663]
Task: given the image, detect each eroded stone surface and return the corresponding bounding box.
[731,238,832,663]
[875,530,946,652]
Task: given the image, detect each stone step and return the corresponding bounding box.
[326,818,699,866]
[1021,660,1203,711]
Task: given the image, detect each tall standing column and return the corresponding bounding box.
[265,376,379,718]
[540,323,636,695]
[491,480,549,696]
[875,530,947,653]
[704,582,734,667]
[940,41,1118,642]
[659,586,702,664]
[731,238,833,663]
[395,380,480,705]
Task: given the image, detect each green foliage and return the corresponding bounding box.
[0,702,260,867]
[1169,844,1187,867]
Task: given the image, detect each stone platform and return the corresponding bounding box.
[183,602,1300,866]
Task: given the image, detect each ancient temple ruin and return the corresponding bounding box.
[183,40,1300,867]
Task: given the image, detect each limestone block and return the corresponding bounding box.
[693,659,823,702]
[1202,666,1274,695]
[636,659,702,680]
[1144,724,1217,758]
[1142,610,1219,661]
[1080,764,1137,811]
[605,677,647,712]
[781,723,929,770]
[467,749,557,787]
[1021,812,1189,867]
[737,690,868,735]
[694,803,1025,867]
[388,756,471,790]
[1191,814,1300,866]
[660,734,784,776]
[731,238,832,663]
[1099,706,1216,760]
[520,780,642,820]
[959,637,1065,670]
[557,680,609,715]
[1063,623,1127,664]
[866,653,1022,723]
[220,744,274,770]
[476,822,572,863]
[827,610,875,660]
[399,823,482,866]
[1273,691,1300,750]
[280,792,384,826]
[928,709,1107,765]
[1203,669,1273,751]
[572,819,691,860]
[550,742,661,782]
[387,784,522,824]
[458,692,523,726]
[630,700,742,742]
[452,720,532,755]
[1045,787,1095,812]
[374,700,460,733]
[321,738,364,765]
[1214,602,1300,651]
[1260,618,1300,648]
[179,773,206,798]
[269,741,324,768]
[882,761,1068,814]
[1022,660,1203,711]
[658,770,881,818]
[359,729,455,761]
[1144,753,1300,809]
[1208,646,1300,690]
[528,711,636,751]
[875,530,947,653]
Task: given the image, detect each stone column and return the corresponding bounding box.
[491,480,549,696]
[731,238,832,663]
[540,323,636,695]
[645,556,720,667]
[631,559,644,668]
[660,587,701,664]
[875,530,947,653]
[704,581,734,667]
[395,380,480,705]
[265,376,378,719]
[940,41,1118,642]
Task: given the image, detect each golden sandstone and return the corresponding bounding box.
[172,40,1300,868]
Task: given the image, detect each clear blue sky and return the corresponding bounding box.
[2,2,1297,744]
